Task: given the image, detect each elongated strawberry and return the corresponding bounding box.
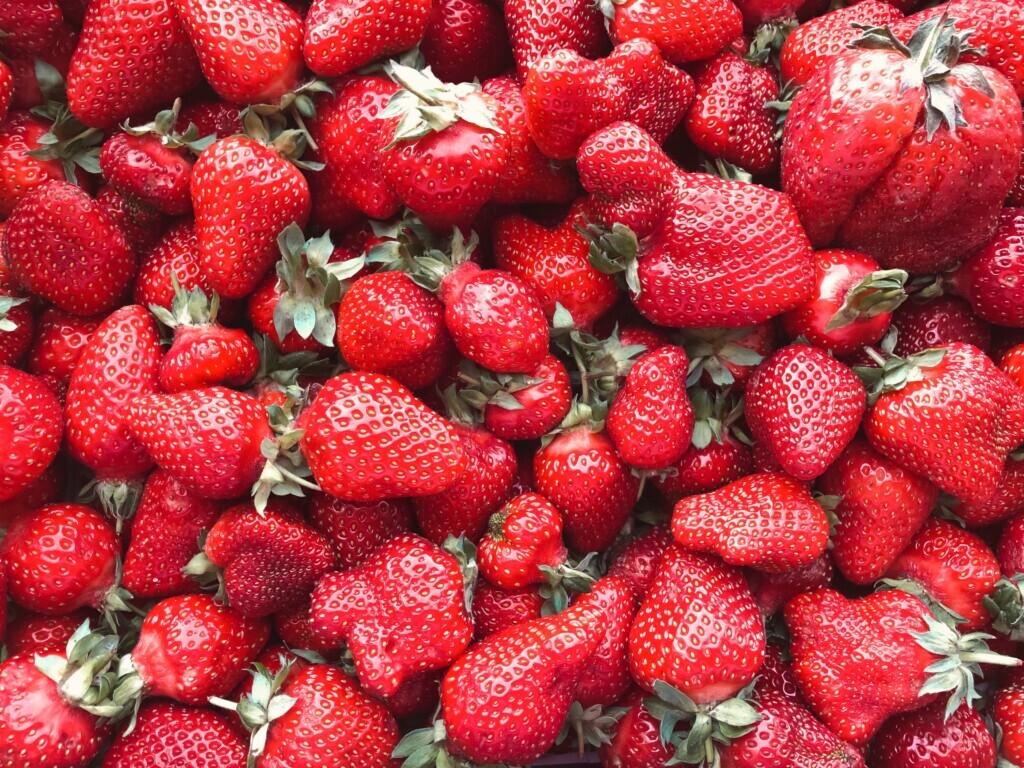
[600,0,743,64]
[0,366,62,504]
[574,575,637,708]
[309,494,414,571]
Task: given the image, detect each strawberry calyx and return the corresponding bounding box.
[540,399,609,448]
[551,308,647,404]
[395,720,492,768]
[539,552,599,615]
[745,20,797,68]
[983,575,1024,643]
[455,359,545,415]
[249,334,338,405]
[239,107,322,171]
[80,477,144,534]
[251,397,320,513]
[122,97,215,155]
[368,216,479,295]
[825,268,909,332]
[577,220,641,299]
[765,79,799,141]
[854,335,946,403]
[247,79,334,152]
[0,295,28,331]
[701,157,754,184]
[184,530,229,604]
[443,534,480,615]
[556,701,626,756]
[148,275,222,331]
[33,620,125,718]
[25,59,103,182]
[645,680,761,766]
[682,327,766,389]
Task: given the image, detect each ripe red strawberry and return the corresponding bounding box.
[0,260,33,368]
[379,65,510,232]
[607,526,674,602]
[190,502,334,618]
[780,249,907,356]
[629,545,765,702]
[133,221,212,312]
[421,0,513,84]
[950,207,1024,327]
[4,610,92,658]
[102,701,246,768]
[304,0,432,77]
[126,386,273,500]
[672,473,830,572]
[607,345,695,470]
[172,0,303,105]
[0,459,62,530]
[780,1,905,87]
[299,372,466,501]
[27,308,99,387]
[191,135,311,299]
[0,61,10,123]
[1002,344,1024,391]
[0,366,62,503]
[534,426,639,552]
[311,533,474,697]
[861,342,1024,506]
[574,575,637,708]
[819,437,937,584]
[868,699,996,768]
[478,493,567,590]
[2,503,122,616]
[6,29,78,113]
[890,296,992,357]
[601,0,743,64]
[745,344,865,480]
[0,1,63,57]
[781,16,1022,273]
[505,0,609,75]
[309,494,414,570]
[957,457,1024,527]
[122,593,270,706]
[95,185,168,257]
[66,0,202,128]
[472,579,545,640]
[599,690,674,768]
[2,180,136,316]
[682,324,776,392]
[993,685,1024,766]
[999,513,1024,576]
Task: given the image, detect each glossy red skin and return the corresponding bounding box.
[473,580,545,640]
[66,0,202,129]
[65,305,161,480]
[820,437,938,584]
[0,461,62,530]
[654,435,755,503]
[100,132,194,215]
[600,689,675,768]
[890,296,992,357]
[478,492,567,590]
[96,184,168,255]
[191,136,311,299]
[869,700,995,768]
[993,685,1024,766]
[0,366,62,503]
[574,576,636,708]
[784,589,940,746]
[2,503,118,615]
[1003,344,1024,390]
[780,248,895,355]
[159,323,260,393]
[747,554,834,617]
[27,308,100,383]
[123,469,221,599]
[132,594,270,705]
[952,207,1024,327]
[504,0,609,76]
[421,0,512,83]
[607,0,743,65]
[177,99,243,140]
[0,1,63,56]
[999,512,1024,576]
[312,533,473,697]
[0,113,88,218]
[103,701,246,768]
[482,353,572,441]
[260,665,401,768]
[1011,144,1024,206]
[172,0,302,105]
[303,0,431,77]
[127,386,272,499]
[755,643,804,704]
[534,428,639,553]
[0,62,10,123]
[3,180,136,316]
[682,323,777,393]
[607,527,674,603]
[0,652,108,768]
[0,261,32,367]
[4,611,92,658]
[309,494,414,571]
[782,46,1022,273]
[958,457,1024,527]
[133,221,216,313]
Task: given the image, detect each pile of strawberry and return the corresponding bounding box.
[3,0,1024,766]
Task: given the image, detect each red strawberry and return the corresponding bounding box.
[311,533,474,697]
[0,61,10,123]
[4,610,92,658]
[601,0,743,64]
[868,699,996,768]
[26,308,99,384]
[66,0,202,128]
[957,457,1024,527]
[819,437,937,584]
[0,1,63,57]
[681,324,776,392]
[890,296,992,357]
[746,553,834,617]
[574,575,637,708]
[599,690,674,768]
[122,469,221,600]
[1002,344,1024,391]
[102,701,246,768]
[999,514,1024,580]
[672,473,830,572]
[421,0,513,84]
[478,492,567,590]
[950,207,1024,327]
[126,386,273,500]
[0,260,32,368]
[472,579,545,640]
[2,180,136,316]
[0,460,62,530]
[780,249,907,356]
[189,501,333,618]
[993,685,1024,767]
[303,0,432,77]
[95,185,168,256]
[309,494,414,570]
[504,0,609,75]
[607,526,674,602]
[299,372,467,502]
[781,16,1022,273]
[745,344,865,480]
[0,366,61,503]
[6,30,78,113]
[133,221,214,312]
[172,0,303,105]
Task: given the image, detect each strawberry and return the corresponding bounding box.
[298,372,467,501]
[493,202,619,330]
[890,296,992,357]
[1002,344,1024,391]
[950,207,1024,328]
[505,0,609,75]
[0,1,63,57]
[993,685,1024,767]
[126,386,273,500]
[999,513,1024,576]
[599,690,674,768]
[0,460,62,530]
[745,344,865,480]
[884,518,1001,631]
[672,473,830,572]
[574,575,637,708]
[421,0,513,84]
[95,185,168,256]
[102,700,247,768]
[172,0,303,105]
[868,699,996,768]
[26,308,99,385]
[472,579,545,640]
[6,30,78,113]
[309,493,414,570]
[188,501,333,618]
[66,0,202,128]
[860,342,1024,506]
[781,16,1022,273]
[303,0,432,78]
[607,345,695,470]
[132,221,211,312]
[779,1,905,87]
[957,457,1024,527]
[819,437,937,584]
[478,492,568,590]
[0,61,11,126]
[2,504,124,617]
[534,424,640,553]
[4,611,92,658]
[600,0,744,64]
[311,533,474,697]
[122,469,221,600]
[191,132,312,300]
[780,249,907,356]
[0,261,33,368]
[379,64,510,232]
[747,553,834,618]
[119,594,270,706]
[681,324,776,392]
[0,366,62,503]
[607,526,674,602]
[2,180,136,316]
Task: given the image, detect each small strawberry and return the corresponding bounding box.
[477,493,568,590]
[133,221,214,313]
[890,295,992,357]
[26,308,99,385]
[868,699,996,768]
[472,579,546,640]
[421,0,513,84]
[309,493,414,571]
[1002,344,1024,391]
[0,366,62,503]
[950,207,1024,328]
[600,0,743,64]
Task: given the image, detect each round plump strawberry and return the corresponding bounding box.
[869,700,995,768]
[0,366,62,503]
